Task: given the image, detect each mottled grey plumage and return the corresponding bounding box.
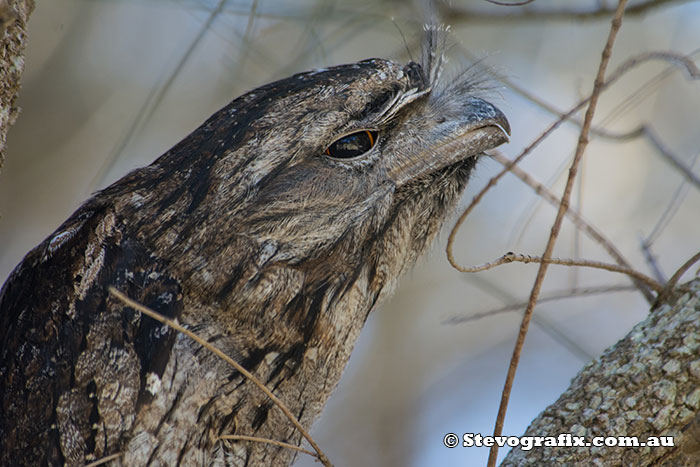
[0,27,508,466]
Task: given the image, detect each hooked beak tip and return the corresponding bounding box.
[493,122,510,142]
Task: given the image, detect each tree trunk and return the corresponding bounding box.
[502,279,700,466]
[0,0,34,175]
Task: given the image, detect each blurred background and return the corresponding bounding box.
[1,0,699,465]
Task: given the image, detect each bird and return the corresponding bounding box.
[0,26,509,466]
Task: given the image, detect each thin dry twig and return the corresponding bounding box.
[447,50,699,303]
[492,90,700,288]
[612,50,700,81]
[107,287,332,467]
[457,46,699,143]
[449,51,698,234]
[84,453,122,467]
[667,251,700,288]
[447,52,698,260]
[486,2,629,464]
[487,50,698,266]
[493,72,646,141]
[462,273,595,362]
[441,0,689,23]
[656,251,700,304]
[88,0,229,193]
[462,252,663,293]
[444,284,636,325]
[488,150,653,293]
[218,435,317,458]
[484,0,536,6]
[645,151,700,245]
[642,146,700,279]
[599,48,700,124]
[645,126,700,191]
[640,238,667,283]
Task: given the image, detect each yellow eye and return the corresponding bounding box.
[324,130,378,159]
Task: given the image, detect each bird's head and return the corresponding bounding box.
[114,26,509,308]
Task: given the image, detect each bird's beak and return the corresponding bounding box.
[389,97,510,186]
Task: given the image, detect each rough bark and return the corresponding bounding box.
[502,279,700,466]
[0,0,33,174]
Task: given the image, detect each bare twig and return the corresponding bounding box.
[667,251,700,289]
[494,72,646,141]
[461,252,663,293]
[84,453,122,467]
[609,50,700,81]
[599,48,700,125]
[484,0,536,6]
[447,50,699,302]
[107,287,333,467]
[645,126,700,191]
[234,0,261,75]
[218,435,317,458]
[458,47,699,143]
[640,238,667,283]
[486,2,629,464]
[462,274,595,362]
[656,251,700,304]
[644,146,700,249]
[440,0,690,23]
[489,150,654,297]
[444,284,636,325]
[88,0,229,193]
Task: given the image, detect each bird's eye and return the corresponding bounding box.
[324,130,378,159]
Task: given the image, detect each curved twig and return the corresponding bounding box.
[488,150,654,296]
[84,453,122,467]
[108,287,333,467]
[441,0,691,23]
[655,251,700,305]
[218,435,317,458]
[463,252,663,293]
[447,50,700,302]
[484,0,536,6]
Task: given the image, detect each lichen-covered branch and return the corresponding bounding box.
[0,0,34,175]
[502,279,700,466]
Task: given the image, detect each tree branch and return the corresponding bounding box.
[439,0,693,23]
[501,279,700,465]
